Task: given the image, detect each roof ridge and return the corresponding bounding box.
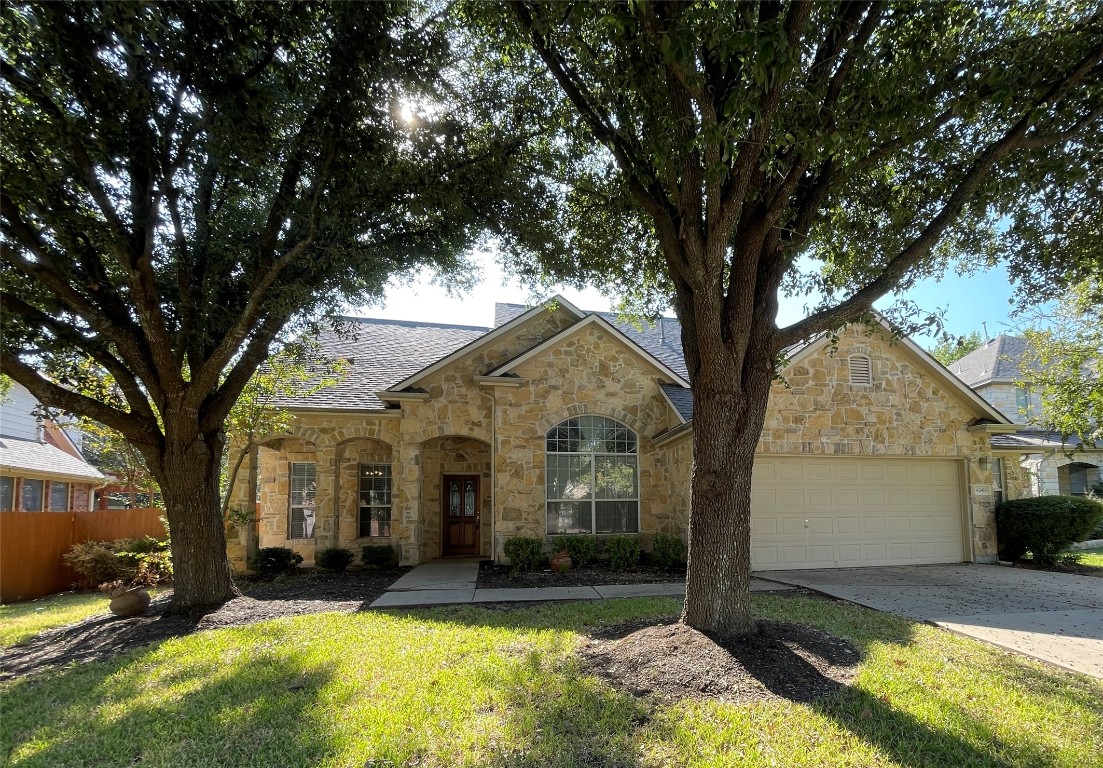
[336,316,491,332]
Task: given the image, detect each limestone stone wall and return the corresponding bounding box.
[975,383,1042,425]
[255,437,319,564]
[335,438,395,555]
[419,436,491,560]
[490,323,683,561]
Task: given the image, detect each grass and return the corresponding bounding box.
[1074,547,1103,568]
[2,595,1101,768]
[0,592,110,648]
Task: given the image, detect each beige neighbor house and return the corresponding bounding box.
[226,298,1012,573]
[947,335,1103,503]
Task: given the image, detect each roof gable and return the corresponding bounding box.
[485,314,692,388]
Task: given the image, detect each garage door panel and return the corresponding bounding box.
[751,457,964,571]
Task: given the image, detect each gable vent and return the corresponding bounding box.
[849,355,872,386]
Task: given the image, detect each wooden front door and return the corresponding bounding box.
[442,474,480,556]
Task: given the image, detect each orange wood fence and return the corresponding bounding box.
[0,508,167,603]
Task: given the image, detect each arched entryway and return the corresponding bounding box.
[419,435,491,560]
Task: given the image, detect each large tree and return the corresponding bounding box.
[475,1,1103,636]
[0,2,532,612]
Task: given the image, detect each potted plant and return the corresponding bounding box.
[549,548,572,573]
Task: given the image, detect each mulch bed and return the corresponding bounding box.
[0,567,407,681]
[579,617,860,705]
[478,563,686,589]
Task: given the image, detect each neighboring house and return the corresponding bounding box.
[227,298,1009,572]
[948,335,1102,500]
[0,381,105,512]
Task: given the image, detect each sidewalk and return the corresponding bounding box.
[369,559,794,608]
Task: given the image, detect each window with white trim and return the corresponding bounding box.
[288,462,316,539]
[358,463,392,537]
[0,477,13,512]
[21,478,44,512]
[848,355,872,386]
[48,481,70,512]
[546,415,639,535]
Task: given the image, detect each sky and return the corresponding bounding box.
[355,249,1020,350]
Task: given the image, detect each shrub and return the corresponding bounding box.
[251,547,303,577]
[316,547,355,572]
[651,534,687,569]
[554,535,599,567]
[996,495,1103,565]
[361,545,398,569]
[64,537,172,587]
[604,536,640,569]
[503,536,544,574]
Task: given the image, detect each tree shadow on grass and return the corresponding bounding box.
[2,629,337,768]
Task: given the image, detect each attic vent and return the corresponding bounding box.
[849,355,872,386]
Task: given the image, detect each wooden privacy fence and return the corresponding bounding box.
[0,508,167,603]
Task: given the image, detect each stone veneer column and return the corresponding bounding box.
[311,442,339,554]
[225,440,257,572]
[394,438,422,565]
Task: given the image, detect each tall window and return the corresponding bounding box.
[49,481,70,512]
[0,477,12,512]
[288,462,316,539]
[359,463,392,537]
[992,458,1005,507]
[546,415,638,535]
[1015,387,1031,417]
[21,479,44,512]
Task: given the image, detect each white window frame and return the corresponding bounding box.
[358,463,392,538]
[48,481,70,512]
[848,355,872,386]
[546,416,640,535]
[288,462,316,540]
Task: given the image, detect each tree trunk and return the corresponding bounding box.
[680,337,776,638]
[153,435,239,614]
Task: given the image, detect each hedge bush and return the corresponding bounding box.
[361,545,398,569]
[64,537,172,587]
[251,547,303,577]
[503,536,543,574]
[996,495,1103,565]
[651,534,687,569]
[316,547,355,572]
[554,535,599,567]
[604,536,641,569]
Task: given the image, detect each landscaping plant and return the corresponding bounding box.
[250,547,304,578]
[604,536,641,570]
[316,548,355,572]
[554,535,599,568]
[361,545,398,569]
[996,495,1103,565]
[503,536,544,575]
[64,537,172,588]
[651,534,688,570]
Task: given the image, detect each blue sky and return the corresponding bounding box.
[361,250,1018,350]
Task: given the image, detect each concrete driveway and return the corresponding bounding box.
[763,564,1103,678]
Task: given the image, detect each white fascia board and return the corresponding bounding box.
[485,314,692,388]
[384,295,584,393]
[657,384,689,425]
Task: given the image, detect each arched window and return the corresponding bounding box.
[546,415,639,535]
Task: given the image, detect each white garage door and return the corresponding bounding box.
[751,457,965,571]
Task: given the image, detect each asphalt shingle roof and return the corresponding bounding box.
[990,430,1103,451]
[276,318,490,411]
[660,383,694,421]
[0,436,104,481]
[948,335,1033,387]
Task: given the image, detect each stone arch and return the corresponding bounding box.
[535,401,645,436]
[411,422,491,446]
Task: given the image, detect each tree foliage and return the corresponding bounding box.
[1016,280,1103,446]
[929,331,986,367]
[0,1,538,611]
[470,0,1103,636]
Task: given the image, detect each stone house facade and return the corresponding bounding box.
[948,335,1102,501]
[227,299,1010,572]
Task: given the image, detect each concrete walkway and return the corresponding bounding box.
[766,564,1103,678]
[369,559,793,609]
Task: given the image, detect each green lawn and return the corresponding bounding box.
[2,595,1100,768]
[0,592,109,649]
[1075,547,1103,568]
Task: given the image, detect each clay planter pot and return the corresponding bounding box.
[549,551,573,573]
[108,587,151,618]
